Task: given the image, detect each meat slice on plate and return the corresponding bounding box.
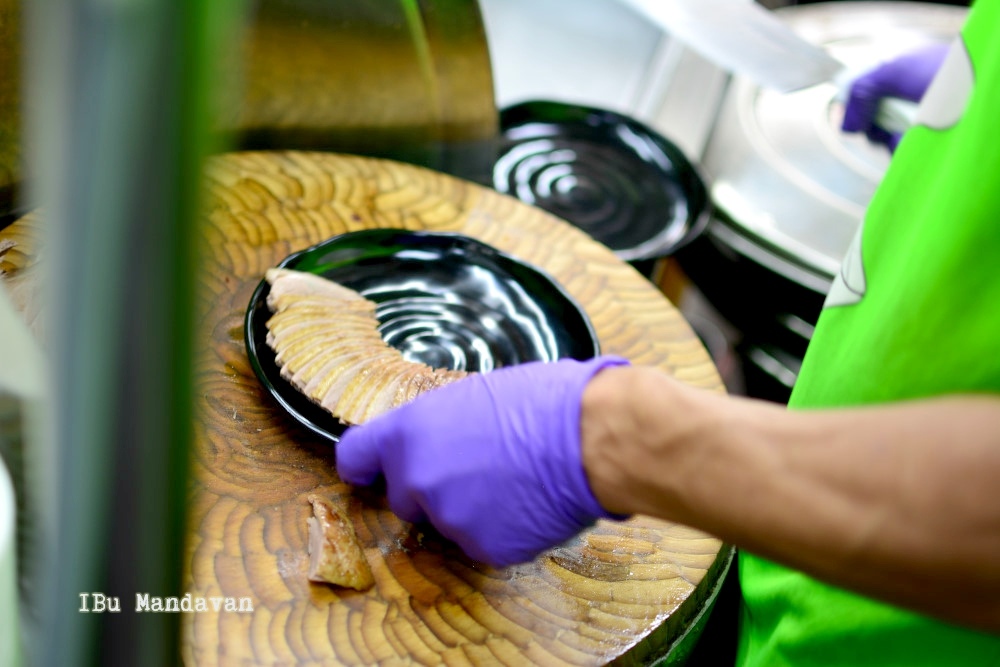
[266,268,372,306]
[264,268,476,425]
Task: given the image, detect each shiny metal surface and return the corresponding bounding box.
[227,1,497,171]
[620,0,846,94]
[0,0,20,217]
[0,0,498,218]
[701,2,967,280]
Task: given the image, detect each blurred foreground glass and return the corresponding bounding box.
[21,0,233,665]
[9,1,496,665]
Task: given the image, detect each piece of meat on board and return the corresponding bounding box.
[306,494,374,591]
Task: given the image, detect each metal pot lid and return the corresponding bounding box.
[700,2,967,280]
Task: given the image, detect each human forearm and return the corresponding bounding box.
[581,365,1000,631]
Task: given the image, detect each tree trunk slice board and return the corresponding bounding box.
[1,151,727,666]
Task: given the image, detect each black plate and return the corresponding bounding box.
[245,229,600,443]
[494,100,710,264]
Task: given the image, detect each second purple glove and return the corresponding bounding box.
[842,43,949,152]
[336,356,629,567]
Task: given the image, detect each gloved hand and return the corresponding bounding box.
[842,43,949,152]
[336,356,630,567]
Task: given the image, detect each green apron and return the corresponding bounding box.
[737,0,1000,663]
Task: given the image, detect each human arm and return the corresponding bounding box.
[336,357,1000,632]
[581,364,1000,633]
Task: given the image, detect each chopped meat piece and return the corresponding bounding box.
[306,494,374,591]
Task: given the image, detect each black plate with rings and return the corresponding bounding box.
[245,229,601,443]
[493,100,710,266]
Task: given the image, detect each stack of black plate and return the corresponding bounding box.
[491,101,709,278]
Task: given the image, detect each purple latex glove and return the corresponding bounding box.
[842,43,949,152]
[336,356,630,567]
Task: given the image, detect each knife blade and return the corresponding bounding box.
[620,0,918,134]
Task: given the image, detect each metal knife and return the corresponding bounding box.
[619,0,918,134]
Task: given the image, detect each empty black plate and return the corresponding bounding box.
[245,229,601,443]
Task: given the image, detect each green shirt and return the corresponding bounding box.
[737,0,1000,663]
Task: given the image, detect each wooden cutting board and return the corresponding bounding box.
[1,150,728,666]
